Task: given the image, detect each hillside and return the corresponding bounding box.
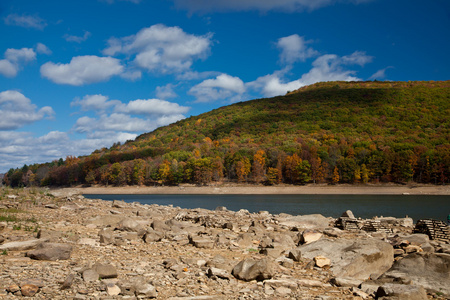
[3,80,450,187]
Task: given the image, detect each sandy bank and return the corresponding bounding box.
[51,183,450,197]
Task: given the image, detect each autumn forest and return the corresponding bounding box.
[3,80,450,187]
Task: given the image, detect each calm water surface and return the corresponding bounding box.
[83,194,450,222]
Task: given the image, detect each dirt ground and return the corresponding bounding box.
[50,183,450,197]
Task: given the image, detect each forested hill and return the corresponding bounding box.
[4,80,450,187]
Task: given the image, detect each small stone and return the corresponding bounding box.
[61,274,75,290]
[94,262,118,278]
[314,255,331,268]
[83,269,99,282]
[21,284,39,297]
[6,284,20,293]
[207,267,231,280]
[301,231,323,244]
[106,283,121,296]
[341,210,355,219]
[288,249,302,261]
[135,283,157,298]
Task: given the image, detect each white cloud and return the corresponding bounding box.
[298,52,372,85]
[277,34,318,64]
[115,98,189,115]
[4,13,47,30]
[103,24,212,74]
[120,69,142,81]
[71,94,120,112]
[249,51,373,97]
[189,73,245,102]
[247,69,302,97]
[0,90,54,130]
[74,113,176,133]
[172,0,372,13]
[156,84,178,99]
[71,94,189,150]
[36,43,52,55]
[0,59,17,77]
[341,51,373,66]
[369,66,393,80]
[64,31,91,43]
[0,47,36,78]
[5,48,36,63]
[0,130,139,171]
[40,55,124,85]
[176,70,221,81]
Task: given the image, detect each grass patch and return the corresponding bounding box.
[0,214,18,222]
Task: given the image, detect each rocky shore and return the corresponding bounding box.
[0,188,449,299]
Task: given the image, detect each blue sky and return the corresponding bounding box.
[0,0,449,172]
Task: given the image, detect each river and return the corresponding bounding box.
[83,194,450,222]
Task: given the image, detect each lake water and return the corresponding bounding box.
[83,194,450,222]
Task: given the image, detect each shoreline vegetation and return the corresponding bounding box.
[51,183,450,196]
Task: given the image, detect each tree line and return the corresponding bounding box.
[3,137,450,187]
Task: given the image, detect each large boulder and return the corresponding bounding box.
[276,214,330,230]
[26,243,72,260]
[115,218,144,232]
[298,238,394,280]
[232,258,277,281]
[381,252,450,296]
[376,283,428,300]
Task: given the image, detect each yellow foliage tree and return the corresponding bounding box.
[332,166,340,184]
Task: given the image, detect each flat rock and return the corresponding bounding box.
[301,231,323,244]
[82,269,99,282]
[93,262,118,278]
[382,252,450,296]
[0,238,47,251]
[298,238,394,280]
[26,243,72,260]
[207,267,231,280]
[276,214,330,230]
[264,279,297,290]
[376,283,428,300]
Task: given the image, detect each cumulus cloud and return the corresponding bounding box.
[0,47,37,78]
[40,55,124,85]
[277,34,318,65]
[189,73,245,102]
[249,51,373,97]
[36,43,52,55]
[0,90,54,130]
[247,69,302,97]
[5,48,36,63]
[71,94,120,112]
[115,99,189,115]
[172,0,372,13]
[156,84,178,99]
[0,59,17,77]
[298,51,372,85]
[4,13,47,30]
[71,94,189,149]
[0,130,139,171]
[63,31,91,43]
[103,24,212,74]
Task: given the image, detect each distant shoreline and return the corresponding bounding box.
[50,183,450,197]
